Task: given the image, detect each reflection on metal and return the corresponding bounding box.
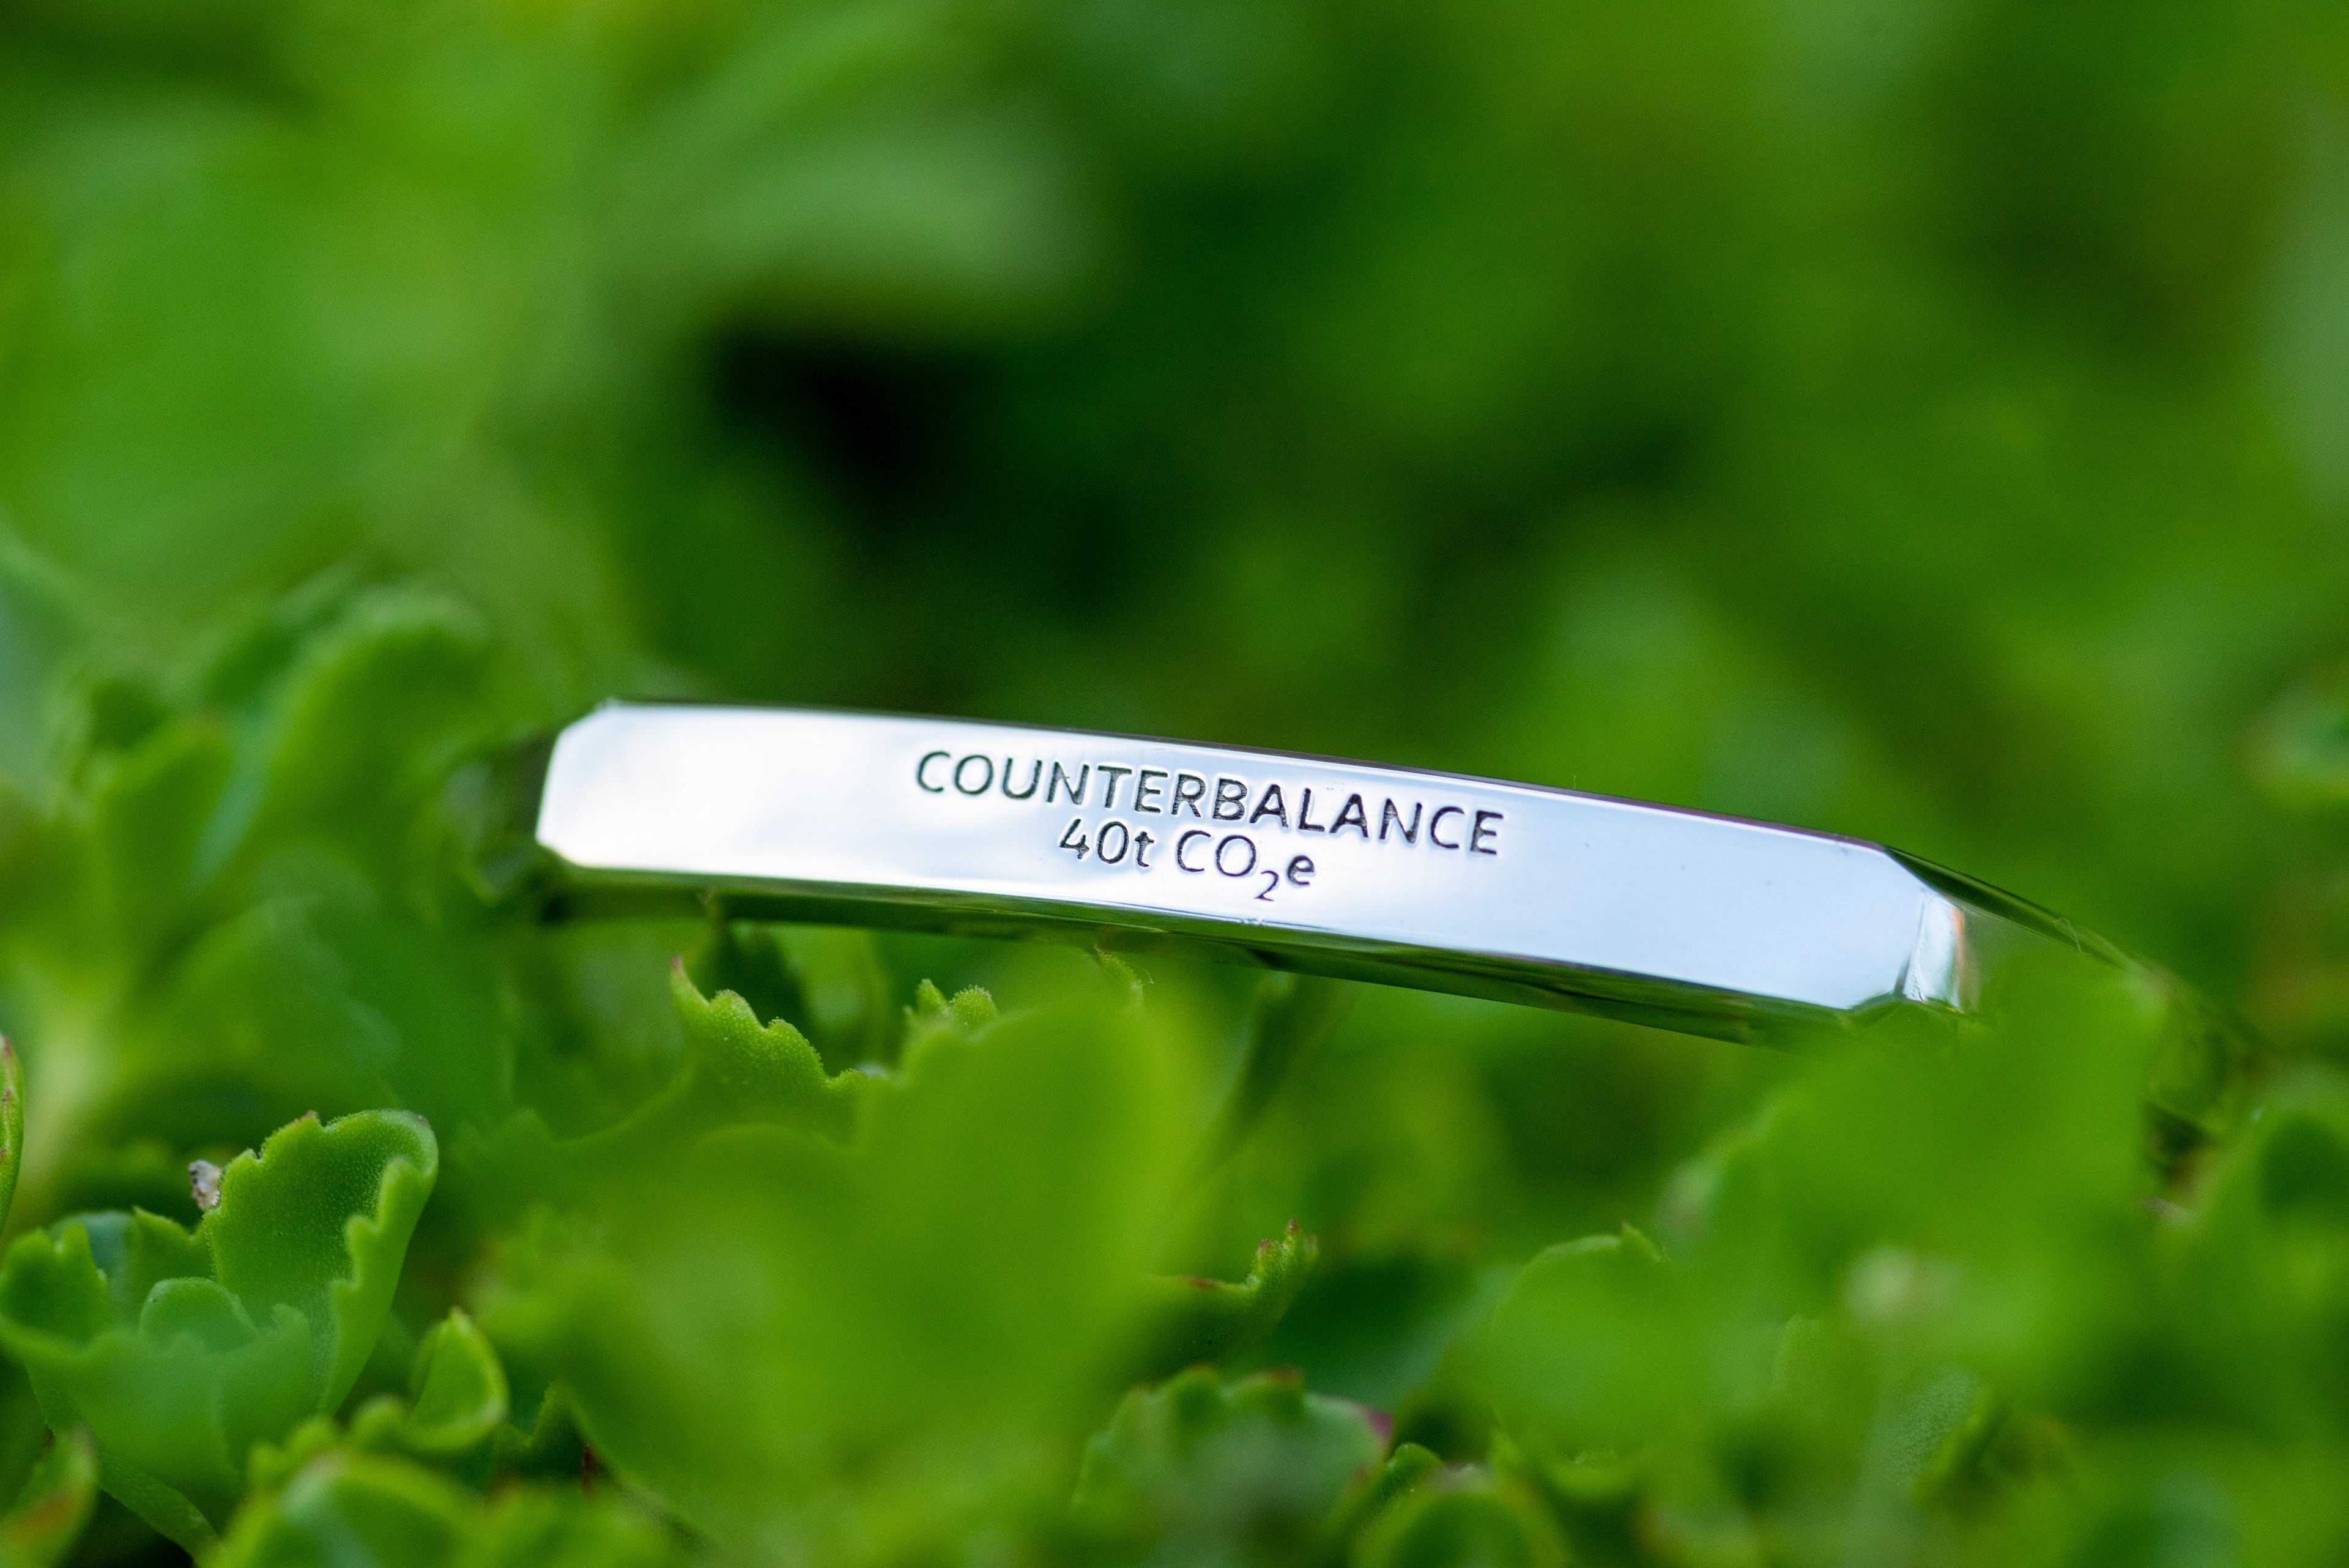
[525,702,2132,1044]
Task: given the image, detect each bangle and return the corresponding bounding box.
[515,701,2227,1058]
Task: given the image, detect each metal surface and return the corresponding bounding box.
[524,702,2123,1044]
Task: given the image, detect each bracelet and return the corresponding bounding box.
[514,702,2228,1060]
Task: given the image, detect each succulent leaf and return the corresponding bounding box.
[667,962,863,1134]
[214,1449,685,1568]
[1131,1222,1318,1381]
[206,1109,439,1410]
[0,1110,438,1546]
[1351,1471,1567,1568]
[1072,1366,1389,1563]
[403,1311,511,1456]
[212,1451,473,1568]
[1480,1226,1688,1457]
[347,1309,512,1462]
[0,1042,20,1239]
[0,1428,96,1568]
[481,989,1192,1556]
[243,589,491,874]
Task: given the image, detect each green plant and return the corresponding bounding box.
[0,574,2332,1566]
[0,1110,435,1548]
[7,0,2349,1557]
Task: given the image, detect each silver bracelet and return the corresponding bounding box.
[510,701,2213,1052]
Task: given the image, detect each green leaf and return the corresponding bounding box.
[243,1418,340,1498]
[904,976,1000,1051]
[0,533,86,793]
[488,1380,587,1484]
[0,1429,96,1568]
[0,1041,20,1238]
[212,1450,473,1568]
[347,1309,511,1462]
[667,960,864,1134]
[485,966,873,1211]
[1479,1227,1691,1458]
[482,987,1197,1558]
[459,1482,692,1568]
[486,1382,587,1485]
[689,921,898,1071]
[239,587,491,877]
[0,1214,300,1547]
[86,719,235,962]
[1130,1221,1318,1381]
[0,1227,113,1352]
[206,1109,440,1413]
[1364,1442,1444,1513]
[1351,1471,1567,1568]
[215,1449,687,1568]
[403,1311,510,1457]
[0,1110,438,1546]
[118,866,511,1146]
[1071,1365,1389,1566]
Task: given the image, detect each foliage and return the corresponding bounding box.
[0,1429,97,1568]
[0,1110,436,1549]
[1070,1365,1393,1566]
[6,0,2349,1562]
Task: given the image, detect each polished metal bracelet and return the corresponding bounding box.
[509,701,2203,1051]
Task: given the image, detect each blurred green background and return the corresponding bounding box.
[11,0,2349,999]
[7,0,2349,1562]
